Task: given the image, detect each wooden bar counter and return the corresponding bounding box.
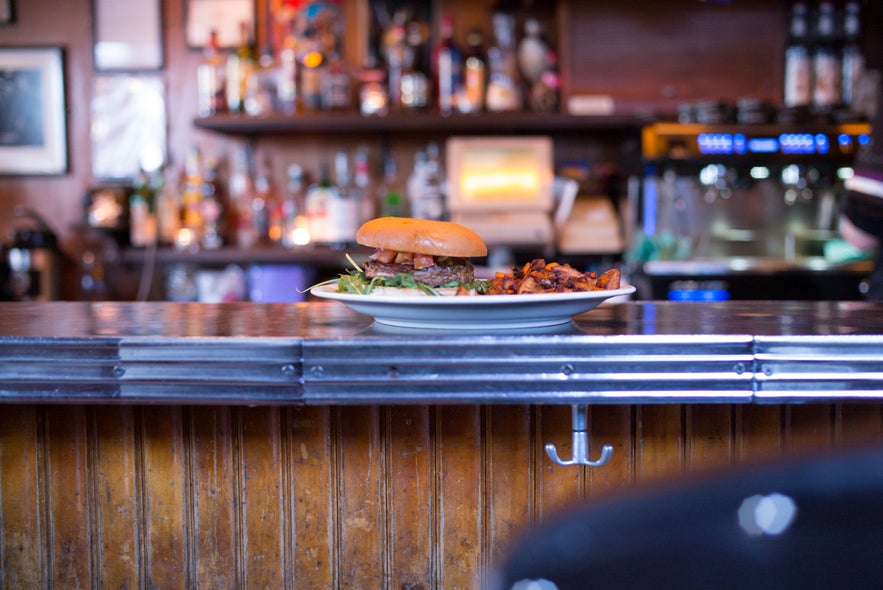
[2,300,883,589]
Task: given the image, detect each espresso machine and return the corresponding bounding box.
[631,121,872,300]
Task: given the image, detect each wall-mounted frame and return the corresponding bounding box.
[93,0,163,71]
[91,74,167,180]
[186,0,255,49]
[1,0,14,25]
[0,47,68,175]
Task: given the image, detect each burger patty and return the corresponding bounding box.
[363,259,475,287]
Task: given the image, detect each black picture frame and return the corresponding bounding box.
[0,47,68,175]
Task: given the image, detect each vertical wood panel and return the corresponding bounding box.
[141,406,188,589]
[536,406,583,519]
[835,404,883,448]
[91,406,140,590]
[589,405,634,496]
[736,405,784,463]
[238,407,286,588]
[486,406,533,571]
[289,406,335,589]
[386,406,433,589]
[337,406,385,588]
[436,406,483,590]
[786,405,835,455]
[44,406,91,589]
[0,406,44,589]
[635,405,684,482]
[188,406,238,588]
[686,405,734,471]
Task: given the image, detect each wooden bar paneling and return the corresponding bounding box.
[288,406,334,589]
[2,403,882,589]
[336,406,385,588]
[45,406,91,589]
[188,407,238,588]
[91,406,140,590]
[0,406,44,589]
[386,405,433,588]
[140,406,187,589]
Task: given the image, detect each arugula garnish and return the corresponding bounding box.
[307,253,489,296]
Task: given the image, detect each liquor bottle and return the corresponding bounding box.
[245,43,279,116]
[433,13,463,115]
[517,18,548,88]
[811,1,842,112]
[328,151,360,246]
[460,28,487,114]
[228,145,257,249]
[251,158,275,246]
[321,54,352,111]
[400,20,430,111]
[408,143,445,221]
[486,12,521,112]
[305,163,336,243]
[841,1,865,111]
[783,2,812,109]
[179,147,205,249]
[378,154,405,218]
[353,145,375,223]
[300,33,325,111]
[200,158,225,250]
[196,29,227,117]
[129,169,157,247]
[156,166,182,246]
[384,17,409,110]
[278,20,298,115]
[281,164,311,248]
[226,21,256,114]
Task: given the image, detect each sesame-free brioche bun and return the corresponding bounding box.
[356,217,488,258]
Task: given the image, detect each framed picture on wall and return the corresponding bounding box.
[186,0,255,49]
[93,0,164,71]
[0,47,68,175]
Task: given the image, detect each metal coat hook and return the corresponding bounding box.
[545,404,614,467]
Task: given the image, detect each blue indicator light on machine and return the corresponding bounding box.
[747,137,778,153]
[779,133,815,154]
[733,134,747,153]
[815,134,829,154]
[838,133,852,146]
[858,134,870,145]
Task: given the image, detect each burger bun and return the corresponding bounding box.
[356,217,487,258]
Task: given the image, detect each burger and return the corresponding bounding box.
[337,217,488,296]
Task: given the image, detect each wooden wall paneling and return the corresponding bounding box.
[288,406,335,589]
[486,405,534,572]
[44,406,91,589]
[237,407,287,588]
[436,406,483,590]
[588,405,635,497]
[834,404,883,449]
[0,406,44,589]
[140,406,188,589]
[188,406,238,587]
[535,405,584,521]
[90,406,140,589]
[735,405,784,463]
[386,405,433,588]
[336,406,385,587]
[685,405,734,471]
[635,405,684,483]
[785,405,835,455]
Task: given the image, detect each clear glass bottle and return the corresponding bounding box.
[196,29,227,117]
[305,163,337,244]
[226,21,256,114]
[841,1,864,110]
[379,155,405,218]
[432,13,462,115]
[200,158,225,250]
[811,1,842,111]
[485,13,521,112]
[277,20,298,115]
[328,150,360,247]
[784,2,812,108]
[282,164,311,248]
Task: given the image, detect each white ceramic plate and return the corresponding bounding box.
[310,283,636,330]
